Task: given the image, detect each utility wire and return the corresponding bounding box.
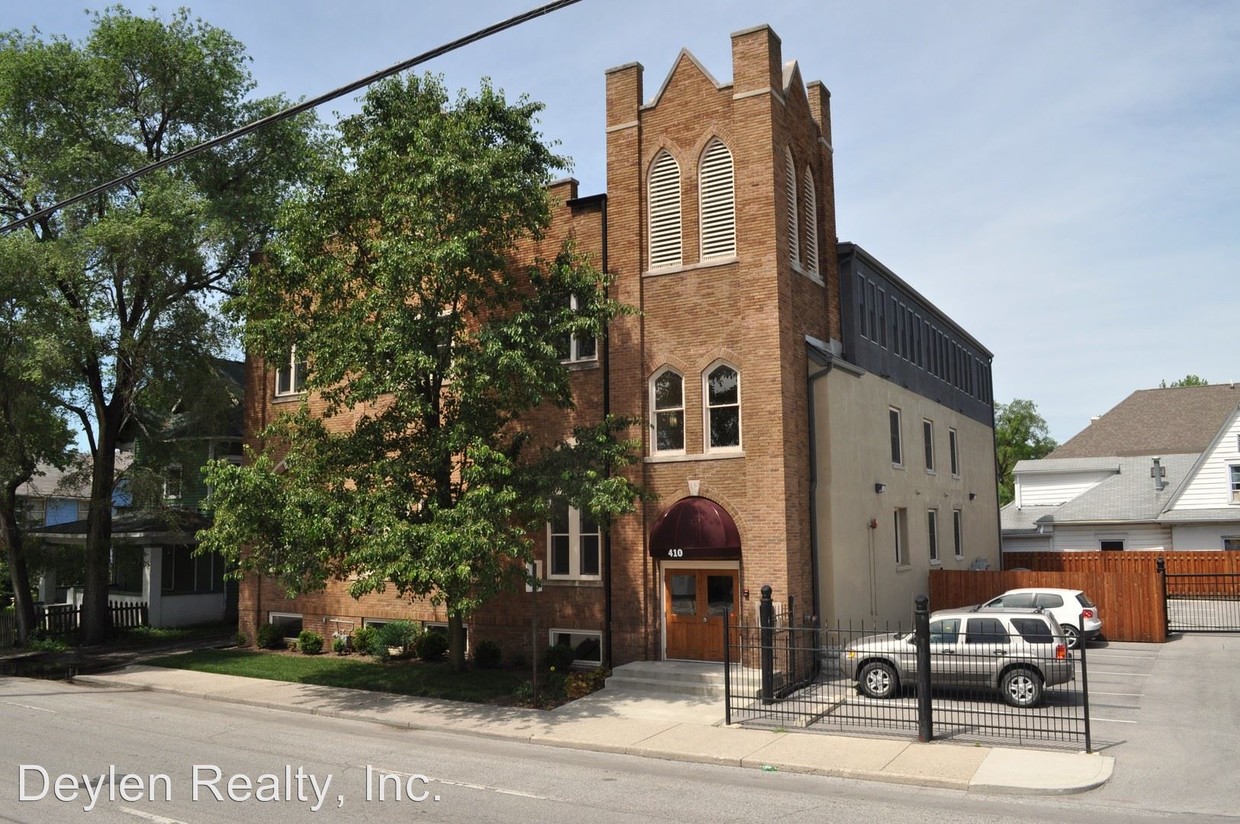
[0,0,585,235]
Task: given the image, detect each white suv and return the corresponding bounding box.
[979,588,1101,648]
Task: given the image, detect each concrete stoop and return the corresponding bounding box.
[606,660,736,699]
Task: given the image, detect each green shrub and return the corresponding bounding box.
[297,630,324,655]
[332,635,349,654]
[351,625,378,656]
[234,631,249,648]
[565,667,609,700]
[256,623,284,650]
[544,642,576,672]
[474,639,502,669]
[415,630,449,662]
[376,620,419,660]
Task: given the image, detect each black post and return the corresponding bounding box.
[914,594,933,743]
[760,585,775,704]
[787,594,797,686]
[1156,556,1169,636]
[723,605,732,726]
[1079,611,1092,753]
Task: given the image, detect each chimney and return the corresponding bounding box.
[1151,457,1167,492]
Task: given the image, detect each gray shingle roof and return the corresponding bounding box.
[1050,384,1240,458]
[1043,454,1198,523]
[1012,457,1119,474]
[999,504,1060,533]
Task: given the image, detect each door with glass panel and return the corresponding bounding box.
[664,569,739,661]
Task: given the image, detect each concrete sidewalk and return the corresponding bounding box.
[72,665,1112,795]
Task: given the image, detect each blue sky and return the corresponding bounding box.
[9,1,1239,443]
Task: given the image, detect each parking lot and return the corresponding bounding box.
[728,636,1167,751]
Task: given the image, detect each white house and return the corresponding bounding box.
[1001,385,1240,554]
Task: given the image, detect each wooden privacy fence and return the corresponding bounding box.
[930,567,1167,643]
[1005,551,1240,598]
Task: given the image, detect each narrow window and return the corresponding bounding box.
[705,364,741,450]
[877,288,887,348]
[953,509,964,558]
[275,347,306,397]
[923,419,935,473]
[556,294,597,363]
[652,369,685,453]
[948,428,960,476]
[857,274,869,339]
[164,464,183,501]
[784,147,800,268]
[927,509,939,563]
[802,166,818,275]
[889,407,903,466]
[699,140,736,260]
[1231,465,1240,504]
[648,151,682,269]
[894,508,909,566]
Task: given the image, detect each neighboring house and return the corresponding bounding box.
[242,26,1001,663]
[33,359,244,627]
[1001,384,1240,554]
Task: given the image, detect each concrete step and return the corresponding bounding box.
[605,661,744,699]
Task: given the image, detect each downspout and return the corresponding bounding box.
[600,195,614,670]
[806,359,832,624]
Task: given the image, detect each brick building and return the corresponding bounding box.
[240,25,1001,665]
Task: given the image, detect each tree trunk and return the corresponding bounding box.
[447,613,467,672]
[80,444,117,645]
[0,491,37,646]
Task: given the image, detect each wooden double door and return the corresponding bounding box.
[664,568,739,661]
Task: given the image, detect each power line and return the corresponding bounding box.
[0,0,585,235]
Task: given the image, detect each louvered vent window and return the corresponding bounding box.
[802,167,818,275]
[648,151,682,269]
[698,140,735,260]
[784,148,800,268]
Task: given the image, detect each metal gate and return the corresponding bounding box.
[1161,559,1240,633]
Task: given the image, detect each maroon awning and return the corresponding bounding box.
[649,496,741,561]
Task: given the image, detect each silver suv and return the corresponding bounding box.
[840,608,1075,708]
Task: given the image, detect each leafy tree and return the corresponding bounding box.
[1160,375,1209,388]
[0,235,74,644]
[0,8,320,642]
[200,74,642,671]
[995,399,1057,505]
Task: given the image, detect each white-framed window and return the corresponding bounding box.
[651,368,685,454]
[1230,464,1240,504]
[76,499,91,521]
[927,508,940,564]
[163,463,183,501]
[784,147,800,268]
[1224,537,1240,551]
[889,407,903,467]
[548,628,602,667]
[704,362,741,451]
[894,508,909,566]
[948,428,960,477]
[802,165,818,275]
[548,497,600,580]
[648,151,682,269]
[1100,539,1125,551]
[19,497,46,528]
[275,347,306,397]
[698,140,736,260]
[556,294,597,363]
[269,612,303,640]
[923,419,935,473]
[953,509,964,558]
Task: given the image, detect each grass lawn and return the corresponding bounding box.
[146,649,526,704]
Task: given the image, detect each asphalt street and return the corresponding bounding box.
[1,647,1236,824]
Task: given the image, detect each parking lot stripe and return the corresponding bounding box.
[1090,691,1142,697]
[1091,717,1138,724]
[1091,671,1151,676]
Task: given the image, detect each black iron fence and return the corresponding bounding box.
[1159,558,1240,633]
[724,591,1092,751]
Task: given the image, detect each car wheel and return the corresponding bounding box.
[1000,667,1043,708]
[1060,623,1080,649]
[858,661,899,699]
